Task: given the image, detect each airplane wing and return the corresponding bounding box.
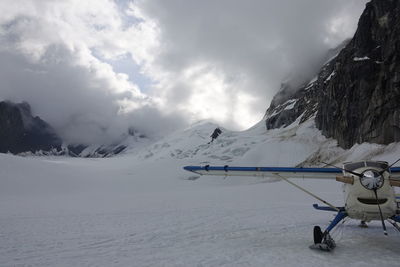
[183,165,342,179]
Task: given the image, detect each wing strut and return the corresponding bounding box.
[273,173,340,212]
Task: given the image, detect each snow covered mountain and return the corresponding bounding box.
[129,118,400,169]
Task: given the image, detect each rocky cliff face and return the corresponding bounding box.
[265,0,400,149]
[0,101,62,153]
[265,40,348,131]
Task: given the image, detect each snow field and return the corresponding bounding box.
[1,120,400,266]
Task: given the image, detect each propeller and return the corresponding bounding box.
[357,169,387,235]
[375,157,400,235]
[373,188,388,235]
[379,157,400,175]
[374,158,400,235]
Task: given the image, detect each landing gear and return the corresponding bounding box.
[310,211,347,252]
[310,226,336,251]
[387,217,400,232]
[313,226,323,244]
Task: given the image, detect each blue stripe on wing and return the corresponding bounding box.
[390,167,400,172]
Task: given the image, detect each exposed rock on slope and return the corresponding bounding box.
[0,101,62,153]
[265,41,347,130]
[266,0,400,149]
[316,0,400,148]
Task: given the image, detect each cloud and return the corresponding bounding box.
[0,0,368,145]
[133,0,368,129]
[0,0,180,144]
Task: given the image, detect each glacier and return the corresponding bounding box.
[1,118,400,266]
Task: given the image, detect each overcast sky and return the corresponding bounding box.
[0,0,368,145]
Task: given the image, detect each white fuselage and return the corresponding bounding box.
[343,166,397,222]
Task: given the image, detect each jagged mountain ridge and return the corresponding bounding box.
[265,0,400,149]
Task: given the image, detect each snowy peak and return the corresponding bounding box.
[134,119,321,166]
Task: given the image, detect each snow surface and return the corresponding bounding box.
[306,76,318,86]
[1,119,400,266]
[324,71,335,83]
[283,100,297,111]
[353,56,370,62]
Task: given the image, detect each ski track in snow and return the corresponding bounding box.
[1,120,400,266]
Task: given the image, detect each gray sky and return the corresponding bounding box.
[0,0,368,144]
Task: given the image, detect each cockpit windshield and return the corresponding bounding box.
[343,161,388,171]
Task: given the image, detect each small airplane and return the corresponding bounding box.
[183,160,400,251]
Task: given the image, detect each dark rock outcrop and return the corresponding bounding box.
[0,101,62,153]
[316,0,400,148]
[66,144,127,158]
[265,0,400,149]
[265,39,348,130]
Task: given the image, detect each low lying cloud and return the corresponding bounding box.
[0,44,185,144]
[0,0,181,145]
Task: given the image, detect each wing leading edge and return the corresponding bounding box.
[183,165,342,179]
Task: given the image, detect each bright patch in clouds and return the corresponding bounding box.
[0,0,368,144]
[182,65,234,125]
